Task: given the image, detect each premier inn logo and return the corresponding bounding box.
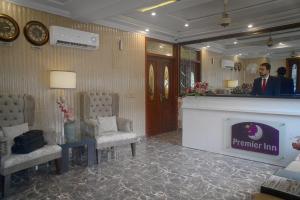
[247,124,263,141]
[231,122,279,155]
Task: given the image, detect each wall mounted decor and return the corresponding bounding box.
[24,21,49,46]
[0,14,20,42]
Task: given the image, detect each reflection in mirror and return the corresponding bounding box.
[292,64,297,93]
[182,27,300,97]
[180,47,200,95]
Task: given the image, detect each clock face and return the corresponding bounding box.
[0,14,20,42]
[24,21,49,46]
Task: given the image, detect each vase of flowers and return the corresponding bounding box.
[56,97,76,143]
[186,81,209,96]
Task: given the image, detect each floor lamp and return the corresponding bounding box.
[50,70,76,144]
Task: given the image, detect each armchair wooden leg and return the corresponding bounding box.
[131,143,136,157]
[1,174,11,198]
[96,149,101,164]
[111,147,115,159]
[54,158,62,174]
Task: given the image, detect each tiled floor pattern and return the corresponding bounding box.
[6,131,280,200]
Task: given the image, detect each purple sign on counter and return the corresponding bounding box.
[231,122,279,155]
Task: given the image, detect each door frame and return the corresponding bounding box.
[145,37,179,136]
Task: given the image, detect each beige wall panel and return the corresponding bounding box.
[0,0,146,137]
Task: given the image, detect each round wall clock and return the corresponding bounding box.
[24,21,49,46]
[0,14,20,42]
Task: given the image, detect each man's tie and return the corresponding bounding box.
[262,78,266,92]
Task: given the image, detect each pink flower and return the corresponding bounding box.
[56,97,74,123]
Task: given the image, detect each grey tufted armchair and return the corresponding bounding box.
[0,94,62,197]
[80,92,139,162]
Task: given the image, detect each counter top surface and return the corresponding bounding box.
[185,94,300,99]
[182,95,300,116]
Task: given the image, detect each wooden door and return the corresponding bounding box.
[287,58,300,93]
[146,56,177,136]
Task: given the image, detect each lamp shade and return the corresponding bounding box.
[226,80,238,88]
[50,71,76,89]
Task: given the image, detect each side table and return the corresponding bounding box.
[59,138,96,173]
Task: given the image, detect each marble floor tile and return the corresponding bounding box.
[5,131,281,200]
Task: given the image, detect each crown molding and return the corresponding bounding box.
[93,19,176,43]
[7,0,71,18]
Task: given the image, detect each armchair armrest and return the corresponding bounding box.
[117,117,133,132]
[80,119,98,138]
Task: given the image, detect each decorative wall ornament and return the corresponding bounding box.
[234,62,242,71]
[24,21,49,46]
[0,14,20,42]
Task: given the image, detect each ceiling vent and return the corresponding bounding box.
[220,0,231,27]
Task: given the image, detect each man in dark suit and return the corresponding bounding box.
[251,63,280,96]
[277,66,294,95]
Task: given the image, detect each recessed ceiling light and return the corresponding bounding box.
[145,28,149,32]
[206,45,210,48]
[279,42,284,45]
[151,12,156,16]
[239,53,242,56]
[184,23,189,27]
[138,0,177,12]
[248,24,253,28]
[159,45,164,49]
[233,41,238,45]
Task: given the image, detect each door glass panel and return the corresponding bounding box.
[164,66,169,99]
[149,64,155,100]
[147,40,173,57]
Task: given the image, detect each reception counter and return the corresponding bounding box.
[182,96,300,166]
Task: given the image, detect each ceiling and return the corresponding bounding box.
[7,0,300,43]
[188,28,300,59]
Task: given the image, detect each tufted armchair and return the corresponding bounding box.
[80,92,139,162]
[0,94,62,197]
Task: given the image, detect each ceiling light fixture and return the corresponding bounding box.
[279,42,284,45]
[233,41,238,45]
[151,12,156,16]
[220,0,231,27]
[138,0,177,12]
[206,45,210,48]
[266,33,273,47]
[145,28,149,32]
[248,24,253,28]
[184,23,189,27]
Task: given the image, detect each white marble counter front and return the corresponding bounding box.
[182,96,300,166]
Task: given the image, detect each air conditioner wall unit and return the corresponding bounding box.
[50,26,99,50]
[221,59,234,70]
